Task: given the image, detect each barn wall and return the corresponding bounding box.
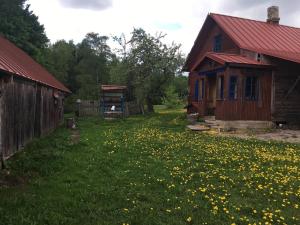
[0,74,64,158]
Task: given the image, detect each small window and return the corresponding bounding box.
[194,80,199,101]
[218,76,224,100]
[229,76,238,100]
[199,78,205,100]
[245,76,259,100]
[213,35,222,52]
[256,53,262,62]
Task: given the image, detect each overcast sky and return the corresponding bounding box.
[27,0,300,55]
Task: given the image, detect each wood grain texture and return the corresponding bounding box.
[0,74,65,158]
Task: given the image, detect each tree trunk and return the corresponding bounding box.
[146,98,154,112]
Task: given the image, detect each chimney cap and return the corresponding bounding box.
[267,6,280,24]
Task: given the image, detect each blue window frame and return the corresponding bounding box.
[213,35,222,52]
[218,76,224,99]
[245,76,259,100]
[229,76,238,100]
[200,78,205,100]
[194,80,199,101]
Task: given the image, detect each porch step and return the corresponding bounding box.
[204,116,216,121]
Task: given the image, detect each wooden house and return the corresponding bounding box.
[184,6,300,127]
[0,36,70,159]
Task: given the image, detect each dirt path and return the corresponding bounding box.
[220,129,300,144]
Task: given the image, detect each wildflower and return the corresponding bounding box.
[186,217,192,222]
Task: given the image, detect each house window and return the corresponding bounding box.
[218,76,224,99]
[245,76,259,100]
[199,78,205,100]
[194,80,199,101]
[213,35,222,52]
[229,76,238,100]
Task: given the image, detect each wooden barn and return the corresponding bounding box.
[0,36,70,160]
[184,6,300,127]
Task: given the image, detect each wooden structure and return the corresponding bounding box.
[184,6,300,126]
[100,85,127,118]
[0,36,70,159]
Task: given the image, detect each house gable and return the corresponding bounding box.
[184,15,240,72]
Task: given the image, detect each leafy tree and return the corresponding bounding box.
[163,85,182,109]
[0,0,49,60]
[74,33,112,99]
[113,28,184,112]
[173,75,188,100]
[45,40,77,84]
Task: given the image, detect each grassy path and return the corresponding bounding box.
[0,109,299,225]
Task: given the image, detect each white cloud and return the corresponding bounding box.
[27,0,300,55]
[59,0,112,10]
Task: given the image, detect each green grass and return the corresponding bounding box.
[0,108,299,225]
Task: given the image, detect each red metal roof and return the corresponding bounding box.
[210,13,300,64]
[101,85,127,91]
[193,52,270,70]
[207,52,270,66]
[0,36,70,93]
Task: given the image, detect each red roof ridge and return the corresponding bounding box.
[210,13,300,30]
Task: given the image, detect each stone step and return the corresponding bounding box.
[187,125,211,131]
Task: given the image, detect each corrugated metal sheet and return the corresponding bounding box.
[193,52,270,70]
[211,13,300,64]
[0,36,70,93]
[207,52,270,66]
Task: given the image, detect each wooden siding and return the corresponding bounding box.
[215,67,272,121]
[189,66,272,120]
[0,74,64,158]
[190,21,240,71]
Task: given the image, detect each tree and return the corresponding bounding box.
[74,33,113,99]
[0,0,49,60]
[113,28,185,112]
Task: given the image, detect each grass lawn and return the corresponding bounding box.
[0,107,299,225]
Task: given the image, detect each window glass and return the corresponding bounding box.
[229,76,238,100]
[194,80,199,101]
[199,78,205,100]
[218,76,224,99]
[245,76,259,100]
[214,35,222,52]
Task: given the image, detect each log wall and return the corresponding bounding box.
[268,58,300,124]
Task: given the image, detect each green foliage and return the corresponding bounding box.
[0,0,49,60]
[112,28,185,112]
[173,75,188,99]
[0,109,299,225]
[163,85,183,109]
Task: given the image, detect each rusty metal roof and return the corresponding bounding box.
[211,13,300,64]
[0,36,70,93]
[101,85,127,91]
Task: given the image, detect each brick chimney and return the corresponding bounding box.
[267,6,280,24]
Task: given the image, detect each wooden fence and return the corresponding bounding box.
[77,100,143,117]
[78,100,99,116]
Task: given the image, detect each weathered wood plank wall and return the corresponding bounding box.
[0,74,64,158]
[269,58,300,124]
